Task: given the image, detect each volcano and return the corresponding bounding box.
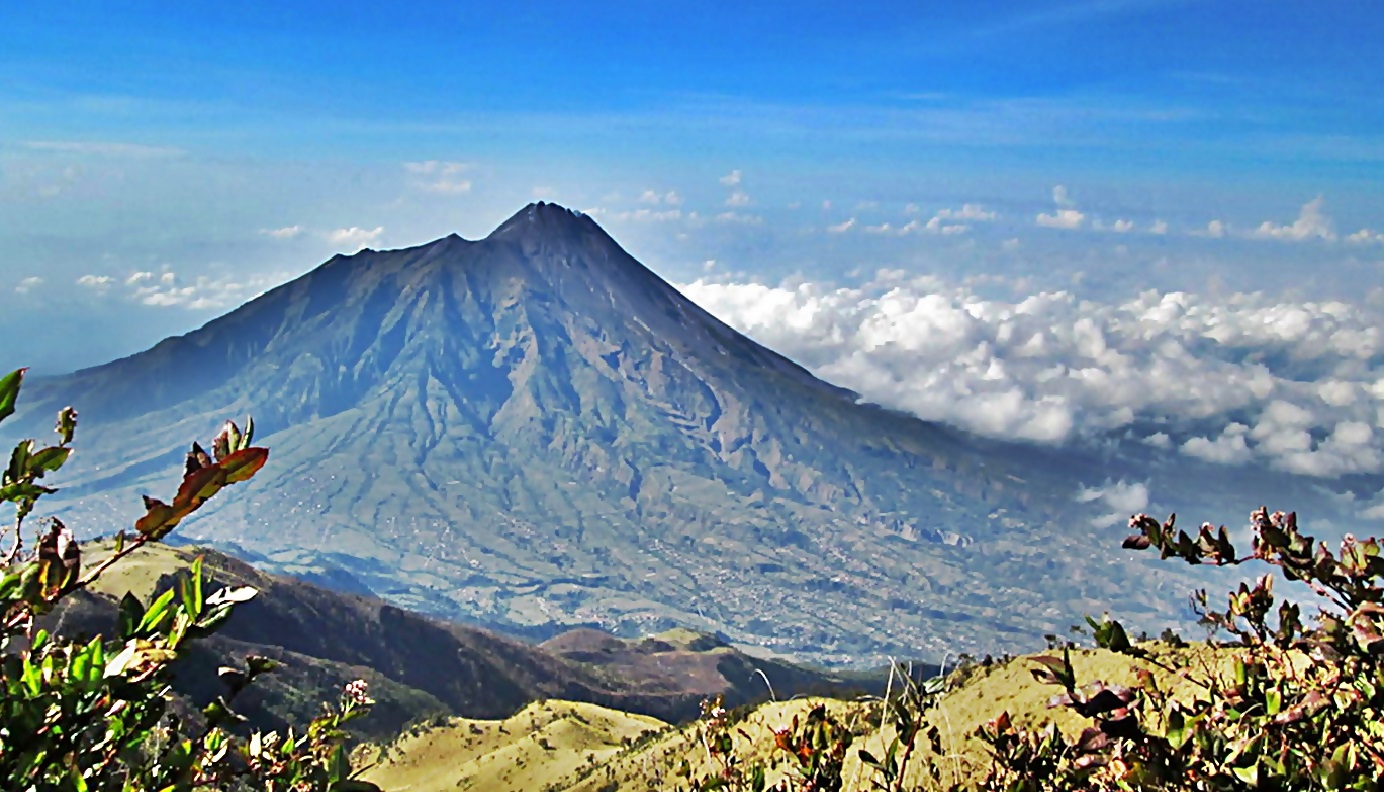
[19,203,1184,663]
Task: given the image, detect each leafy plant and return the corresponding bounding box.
[0,368,380,791]
[971,508,1384,790]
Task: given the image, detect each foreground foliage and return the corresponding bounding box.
[0,368,379,791]
[970,507,1384,791]
[667,506,1384,791]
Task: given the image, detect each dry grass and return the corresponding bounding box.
[363,642,1233,791]
[357,700,666,792]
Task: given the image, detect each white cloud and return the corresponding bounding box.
[1203,219,1227,238]
[403,160,472,194]
[1077,480,1151,527]
[262,225,303,240]
[864,222,893,234]
[326,226,384,252]
[1037,208,1085,230]
[1142,432,1172,449]
[604,208,683,222]
[917,216,968,235]
[23,140,185,158]
[1150,219,1169,235]
[73,269,290,311]
[1254,196,1335,242]
[827,218,857,234]
[714,211,763,225]
[1181,424,1253,465]
[1347,228,1384,245]
[1110,219,1135,233]
[130,271,283,310]
[1036,186,1085,229]
[726,190,751,207]
[719,169,742,186]
[678,276,1384,478]
[14,277,43,294]
[936,203,996,221]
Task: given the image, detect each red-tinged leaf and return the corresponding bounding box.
[174,464,226,510]
[212,423,232,462]
[135,496,178,536]
[214,420,243,461]
[774,729,792,752]
[185,441,213,474]
[1122,535,1150,550]
[220,446,268,484]
[1075,727,1110,754]
[37,518,80,596]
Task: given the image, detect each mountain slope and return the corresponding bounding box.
[19,202,1203,663]
[49,542,865,736]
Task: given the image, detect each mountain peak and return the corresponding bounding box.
[488,201,601,241]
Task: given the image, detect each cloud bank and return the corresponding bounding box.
[681,274,1384,479]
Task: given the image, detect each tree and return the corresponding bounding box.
[0,368,381,791]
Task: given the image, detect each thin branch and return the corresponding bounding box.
[68,534,150,594]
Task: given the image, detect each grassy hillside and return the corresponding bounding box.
[45,541,879,739]
[358,700,667,792]
[361,642,1222,791]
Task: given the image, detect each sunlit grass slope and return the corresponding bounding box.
[358,700,667,792]
[367,642,1225,791]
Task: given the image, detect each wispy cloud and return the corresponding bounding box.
[639,189,682,205]
[1036,185,1086,230]
[1077,480,1151,528]
[714,211,763,225]
[74,268,285,311]
[1253,196,1335,242]
[1199,219,1228,238]
[326,226,384,251]
[936,203,997,221]
[22,140,185,158]
[261,225,304,240]
[403,160,472,194]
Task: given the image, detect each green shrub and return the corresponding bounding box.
[970,508,1384,790]
[671,505,1384,791]
[0,368,380,791]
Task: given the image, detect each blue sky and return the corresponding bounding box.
[1,0,1382,379]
